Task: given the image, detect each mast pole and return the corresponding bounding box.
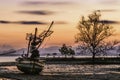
[26,38,31,57]
[36,21,54,49]
[26,28,38,57]
[33,28,38,43]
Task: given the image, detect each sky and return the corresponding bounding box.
[0,0,120,49]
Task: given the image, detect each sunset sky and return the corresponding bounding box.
[0,0,120,49]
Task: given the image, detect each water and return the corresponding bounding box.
[0,56,18,62]
[0,56,119,62]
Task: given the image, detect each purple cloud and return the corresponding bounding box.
[22,1,72,5]
[0,20,11,24]
[99,20,120,24]
[16,21,47,25]
[16,10,54,15]
[0,20,68,25]
[0,20,47,25]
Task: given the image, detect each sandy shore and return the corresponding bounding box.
[0,63,120,80]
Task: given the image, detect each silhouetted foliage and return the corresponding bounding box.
[59,44,69,57]
[52,53,57,58]
[46,53,50,58]
[68,46,75,57]
[75,11,115,61]
[59,44,75,58]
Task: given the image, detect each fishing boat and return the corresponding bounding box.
[16,21,54,74]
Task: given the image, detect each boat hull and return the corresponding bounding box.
[16,58,44,74]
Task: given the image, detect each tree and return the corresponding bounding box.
[52,53,57,58]
[59,44,69,58]
[68,46,75,58]
[75,11,114,62]
[59,44,75,58]
[46,53,50,58]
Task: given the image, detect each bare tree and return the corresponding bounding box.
[75,11,114,62]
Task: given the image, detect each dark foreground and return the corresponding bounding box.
[0,64,120,80]
[0,57,120,80]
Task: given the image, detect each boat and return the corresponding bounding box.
[16,21,54,74]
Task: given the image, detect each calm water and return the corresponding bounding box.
[0,56,18,62]
[0,56,118,62]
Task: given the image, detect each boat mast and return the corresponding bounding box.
[26,38,31,57]
[26,28,38,57]
[33,28,38,43]
[26,21,53,57]
[36,21,54,49]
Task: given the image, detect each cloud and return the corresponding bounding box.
[0,20,118,25]
[0,20,67,25]
[99,20,120,24]
[16,10,54,15]
[22,1,72,6]
[0,20,47,25]
[0,20,11,24]
[16,21,47,25]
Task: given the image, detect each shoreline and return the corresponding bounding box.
[0,62,120,80]
[1,57,120,67]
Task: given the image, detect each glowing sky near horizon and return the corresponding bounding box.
[0,0,120,48]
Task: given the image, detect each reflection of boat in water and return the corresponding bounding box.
[16,21,54,74]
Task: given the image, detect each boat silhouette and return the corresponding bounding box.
[16,21,54,74]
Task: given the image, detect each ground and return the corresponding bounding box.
[0,64,120,80]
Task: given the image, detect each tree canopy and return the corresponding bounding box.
[59,44,75,57]
[75,11,114,61]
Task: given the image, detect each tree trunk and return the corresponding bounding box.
[92,52,96,63]
[92,46,96,63]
